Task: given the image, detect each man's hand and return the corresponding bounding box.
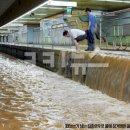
[74,40,80,51]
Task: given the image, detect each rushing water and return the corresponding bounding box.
[0,53,130,130]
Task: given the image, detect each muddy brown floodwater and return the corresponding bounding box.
[0,53,130,130]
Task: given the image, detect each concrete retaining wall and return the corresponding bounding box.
[0,44,130,102]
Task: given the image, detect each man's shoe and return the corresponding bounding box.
[90,48,94,51]
[85,48,94,51]
[85,48,90,51]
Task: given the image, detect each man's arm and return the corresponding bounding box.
[74,40,79,50]
[88,14,92,30]
[88,20,91,30]
[95,23,97,30]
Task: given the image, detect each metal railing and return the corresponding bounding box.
[99,12,130,51]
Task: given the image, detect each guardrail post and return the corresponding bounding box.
[99,16,102,48]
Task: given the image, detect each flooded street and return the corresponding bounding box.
[0,53,130,130]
